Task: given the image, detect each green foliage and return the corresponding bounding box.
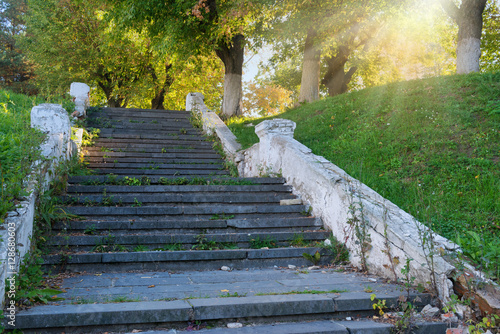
[0,89,45,221]
[0,0,37,95]
[481,0,500,72]
[370,293,387,316]
[228,72,500,279]
[322,236,350,264]
[302,251,321,265]
[6,251,64,307]
[210,213,235,220]
[250,236,277,249]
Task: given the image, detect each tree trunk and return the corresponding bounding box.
[440,0,487,74]
[298,29,321,103]
[215,34,244,118]
[150,63,174,110]
[322,45,357,97]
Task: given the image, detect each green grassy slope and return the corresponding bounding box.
[228,72,500,279]
[0,90,74,221]
[0,90,45,220]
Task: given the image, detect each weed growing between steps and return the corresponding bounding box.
[80,175,256,186]
[255,289,348,296]
[208,134,239,177]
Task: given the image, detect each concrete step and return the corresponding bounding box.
[59,193,296,206]
[89,168,229,176]
[94,138,212,147]
[84,151,221,159]
[45,230,331,250]
[84,157,224,164]
[42,247,335,272]
[66,184,294,194]
[7,268,434,333]
[97,130,207,141]
[85,147,216,154]
[51,217,324,233]
[85,162,225,170]
[62,204,308,217]
[68,175,288,186]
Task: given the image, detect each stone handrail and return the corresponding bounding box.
[186,93,241,160]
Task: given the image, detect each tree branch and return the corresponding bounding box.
[439,0,460,23]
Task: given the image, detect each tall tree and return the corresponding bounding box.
[0,0,36,94]
[440,0,488,73]
[110,0,254,118]
[21,0,177,108]
[256,0,406,103]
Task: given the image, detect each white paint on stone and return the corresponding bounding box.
[70,82,90,117]
[185,93,241,160]
[31,103,72,162]
[456,38,481,74]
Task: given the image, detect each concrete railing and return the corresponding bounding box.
[186,93,241,160]
[0,83,89,308]
[187,94,500,311]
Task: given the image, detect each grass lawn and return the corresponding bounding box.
[228,72,500,280]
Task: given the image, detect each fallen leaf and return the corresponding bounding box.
[148,285,155,288]
[221,289,229,292]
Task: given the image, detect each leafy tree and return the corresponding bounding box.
[109,0,256,118]
[255,0,408,102]
[21,0,185,108]
[439,0,488,73]
[0,0,36,94]
[243,80,293,116]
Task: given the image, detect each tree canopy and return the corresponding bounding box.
[0,0,497,111]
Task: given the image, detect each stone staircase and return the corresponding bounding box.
[7,108,445,333]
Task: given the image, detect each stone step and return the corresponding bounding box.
[97,130,207,141]
[191,320,447,334]
[59,193,296,205]
[45,230,330,250]
[8,267,433,333]
[51,217,323,233]
[94,138,212,147]
[42,248,335,273]
[85,147,216,154]
[84,157,224,164]
[94,107,191,117]
[62,204,308,217]
[86,162,224,170]
[67,175,287,186]
[66,184,293,194]
[88,124,199,134]
[90,168,229,176]
[84,151,221,159]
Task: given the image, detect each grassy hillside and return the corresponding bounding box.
[228,72,500,280]
[0,90,45,221]
[0,90,74,221]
